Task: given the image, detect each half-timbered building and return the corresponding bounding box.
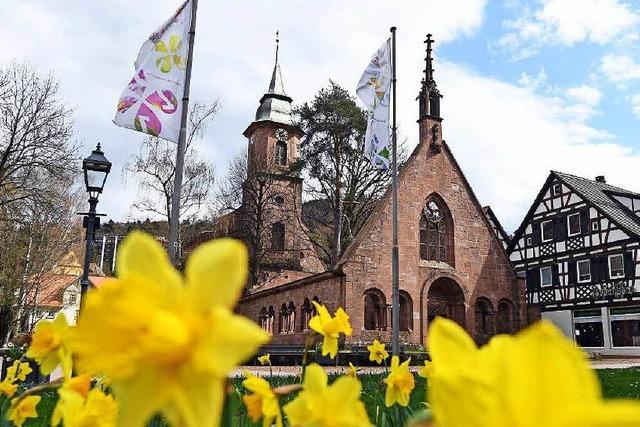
[508,172,640,355]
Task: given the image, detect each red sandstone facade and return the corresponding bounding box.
[231,39,525,349]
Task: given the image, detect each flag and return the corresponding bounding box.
[114,0,192,143]
[356,38,392,170]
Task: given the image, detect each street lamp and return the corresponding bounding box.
[79,143,111,304]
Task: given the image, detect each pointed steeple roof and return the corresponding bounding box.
[417,34,443,120]
[255,31,293,125]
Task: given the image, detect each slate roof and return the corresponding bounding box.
[554,171,640,239]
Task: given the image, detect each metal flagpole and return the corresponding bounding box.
[168,0,199,264]
[390,26,400,356]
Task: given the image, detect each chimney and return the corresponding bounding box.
[595,175,606,183]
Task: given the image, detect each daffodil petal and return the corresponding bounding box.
[115,367,171,427]
[185,238,248,311]
[116,231,181,293]
[428,317,477,368]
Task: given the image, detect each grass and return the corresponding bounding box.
[4,368,639,426]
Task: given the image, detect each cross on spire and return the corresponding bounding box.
[275,30,279,65]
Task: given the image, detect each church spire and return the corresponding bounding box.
[254,30,293,125]
[418,34,443,120]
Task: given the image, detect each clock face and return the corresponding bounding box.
[275,128,288,141]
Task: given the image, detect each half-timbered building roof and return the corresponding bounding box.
[554,171,640,239]
[507,171,640,253]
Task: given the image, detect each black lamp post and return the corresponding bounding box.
[79,143,111,304]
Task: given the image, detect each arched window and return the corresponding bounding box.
[275,141,287,166]
[475,298,494,338]
[496,299,514,334]
[266,306,275,334]
[272,222,285,250]
[287,301,296,333]
[399,291,413,331]
[364,289,387,331]
[259,307,267,331]
[279,303,288,334]
[301,298,312,330]
[419,196,454,265]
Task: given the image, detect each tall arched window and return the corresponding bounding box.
[278,303,288,334]
[364,289,387,331]
[475,298,494,339]
[419,195,454,265]
[287,301,296,333]
[272,222,285,250]
[496,299,514,334]
[275,141,287,166]
[399,291,413,331]
[266,306,275,334]
[301,298,312,330]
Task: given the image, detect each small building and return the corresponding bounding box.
[508,172,640,355]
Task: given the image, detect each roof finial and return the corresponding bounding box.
[275,30,280,66]
[424,34,434,83]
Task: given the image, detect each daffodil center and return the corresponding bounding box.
[142,310,193,365]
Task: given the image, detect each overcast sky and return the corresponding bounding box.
[2,0,640,233]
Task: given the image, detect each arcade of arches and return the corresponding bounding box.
[363,289,413,332]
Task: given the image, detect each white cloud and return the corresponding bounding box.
[493,0,640,59]
[630,93,640,118]
[518,68,548,91]
[601,54,640,83]
[566,85,602,107]
[438,62,639,231]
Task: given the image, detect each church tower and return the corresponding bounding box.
[417,34,444,153]
[241,34,308,276]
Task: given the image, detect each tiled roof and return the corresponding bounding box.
[554,171,640,238]
[35,274,78,308]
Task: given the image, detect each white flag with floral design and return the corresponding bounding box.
[356,38,392,170]
[114,0,192,143]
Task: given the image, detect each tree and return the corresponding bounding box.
[296,81,400,266]
[0,62,78,220]
[214,151,299,287]
[124,101,218,241]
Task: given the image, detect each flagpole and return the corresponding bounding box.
[168,0,198,264]
[390,26,400,356]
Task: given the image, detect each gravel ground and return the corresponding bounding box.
[233,359,640,378]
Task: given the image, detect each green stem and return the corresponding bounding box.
[300,332,316,382]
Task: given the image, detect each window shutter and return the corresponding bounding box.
[532,222,541,245]
[552,264,560,286]
[568,261,577,285]
[591,258,600,282]
[624,252,634,279]
[526,269,534,291]
[580,210,590,235]
[599,256,609,281]
[532,267,541,289]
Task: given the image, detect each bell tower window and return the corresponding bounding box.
[275,140,287,166]
[272,222,285,250]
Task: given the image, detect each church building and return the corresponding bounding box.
[215,36,524,352]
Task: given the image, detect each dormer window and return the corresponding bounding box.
[552,183,562,196]
[275,140,287,166]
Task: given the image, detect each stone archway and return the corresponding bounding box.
[423,277,466,343]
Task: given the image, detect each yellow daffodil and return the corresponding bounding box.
[6,360,32,382]
[367,339,389,364]
[347,362,358,378]
[384,356,415,407]
[26,312,72,376]
[242,372,282,427]
[284,363,371,427]
[52,373,94,426]
[428,317,640,427]
[71,232,269,427]
[257,354,271,366]
[0,379,18,397]
[9,395,41,427]
[52,386,117,427]
[417,360,432,379]
[309,301,352,359]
